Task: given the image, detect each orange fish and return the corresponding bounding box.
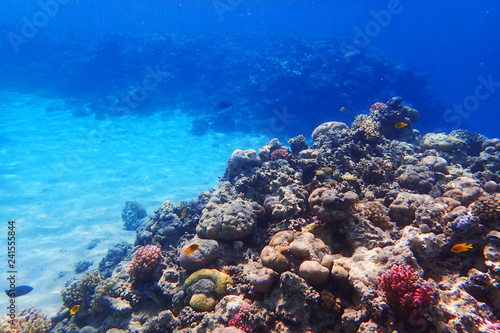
[70,305,80,315]
[451,243,473,253]
[180,208,187,218]
[184,244,199,255]
[340,107,346,112]
[394,122,408,129]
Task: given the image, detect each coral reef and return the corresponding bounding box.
[51,97,500,332]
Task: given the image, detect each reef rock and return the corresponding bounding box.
[308,187,358,223]
[274,272,320,324]
[422,133,466,151]
[196,198,264,240]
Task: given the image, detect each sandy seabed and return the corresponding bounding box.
[0,91,268,316]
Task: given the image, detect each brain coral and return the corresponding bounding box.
[196,198,264,240]
[128,244,163,281]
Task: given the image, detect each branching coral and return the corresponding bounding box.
[0,307,52,333]
[378,264,435,320]
[128,244,163,281]
[61,270,102,310]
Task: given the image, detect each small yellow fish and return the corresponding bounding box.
[394,122,408,129]
[451,243,473,253]
[340,106,346,112]
[184,244,199,255]
[70,305,80,315]
[180,208,187,218]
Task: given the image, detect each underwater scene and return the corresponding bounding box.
[0,1,499,332]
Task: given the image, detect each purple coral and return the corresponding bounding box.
[228,303,254,333]
[270,148,289,161]
[378,264,435,319]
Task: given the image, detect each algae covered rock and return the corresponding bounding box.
[196,198,264,240]
[422,133,466,151]
[179,237,219,271]
[184,269,233,312]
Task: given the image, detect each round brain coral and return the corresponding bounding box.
[128,244,163,280]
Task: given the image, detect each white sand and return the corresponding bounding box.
[0,91,268,316]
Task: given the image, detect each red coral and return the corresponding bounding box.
[228,304,254,333]
[128,244,162,280]
[378,264,435,320]
[369,102,388,113]
[270,148,289,161]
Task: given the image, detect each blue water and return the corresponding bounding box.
[0,0,498,315]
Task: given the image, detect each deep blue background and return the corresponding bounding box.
[0,0,498,137]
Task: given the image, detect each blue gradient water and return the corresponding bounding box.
[0,0,498,315]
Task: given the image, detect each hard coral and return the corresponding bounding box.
[228,303,254,333]
[471,195,500,228]
[378,264,435,320]
[128,244,163,281]
[270,148,290,161]
[0,307,52,333]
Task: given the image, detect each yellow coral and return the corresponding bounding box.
[184,269,233,296]
[341,173,358,182]
[189,293,217,311]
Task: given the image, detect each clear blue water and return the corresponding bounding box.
[0,0,498,315]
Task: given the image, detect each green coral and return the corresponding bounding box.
[189,293,217,311]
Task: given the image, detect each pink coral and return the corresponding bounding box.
[369,102,387,113]
[270,148,289,161]
[128,244,162,280]
[228,303,254,333]
[378,264,435,320]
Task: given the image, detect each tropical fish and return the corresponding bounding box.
[217,101,233,110]
[184,244,199,255]
[5,285,33,298]
[394,122,408,129]
[144,290,160,306]
[180,208,187,218]
[340,107,345,112]
[451,243,473,253]
[70,305,80,315]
